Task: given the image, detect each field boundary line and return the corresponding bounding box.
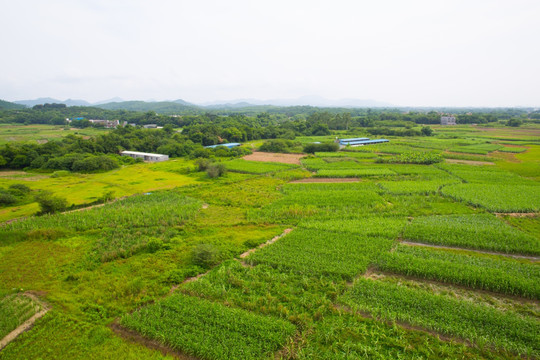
[400,240,540,261]
[239,228,294,259]
[109,322,199,360]
[495,212,539,218]
[0,292,50,351]
[169,228,294,294]
[371,269,540,304]
[333,303,467,345]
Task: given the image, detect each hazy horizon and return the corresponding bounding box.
[2,0,539,107]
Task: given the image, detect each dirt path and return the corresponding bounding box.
[242,152,304,165]
[401,241,540,261]
[445,159,495,166]
[0,293,50,350]
[290,178,361,183]
[168,228,294,295]
[495,212,538,218]
[239,228,293,259]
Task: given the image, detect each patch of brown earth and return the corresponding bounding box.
[445,159,495,166]
[290,178,361,183]
[496,212,538,218]
[243,152,304,165]
[109,322,199,360]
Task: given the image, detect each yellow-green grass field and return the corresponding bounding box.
[0,160,199,222]
[0,124,110,144]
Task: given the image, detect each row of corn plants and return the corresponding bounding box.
[378,179,460,195]
[377,244,540,299]
[441,183,540,213]
[0,293,42,339]
[340,278,540,358]
[4,191,202,232]
[246,228,393,280]
[403,214,540,255]
[314,168,396,178]
[120,293,296,360]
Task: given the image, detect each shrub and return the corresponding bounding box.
[195,158,214,171]
[192,243,220,268]
[8,183,31,194]
[0,191,17,206]
[71,155,119,172]
[303,142,340,154]
[34,191,68,214]
[259,139,296,153]
[206,163,227,178]
[98,190,115,203]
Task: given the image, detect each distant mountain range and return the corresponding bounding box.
[200,96,393,108]
[0,99,26,110]
[11,96,393,111]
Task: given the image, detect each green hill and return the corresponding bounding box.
[0,99,26,110]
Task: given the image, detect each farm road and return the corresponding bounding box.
[0,292,50,350]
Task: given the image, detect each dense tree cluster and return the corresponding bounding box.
[0,104,536,172]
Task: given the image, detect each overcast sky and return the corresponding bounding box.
[1,0,539,106]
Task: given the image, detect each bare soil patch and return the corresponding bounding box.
[401,241,539,262]
[0,292,50,350]
[290,178,361,183]
[109,322,199,360]
[243,152,304,165]
[496,212,538,218]
[445,159,495,166]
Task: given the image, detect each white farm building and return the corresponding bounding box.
[121,151,169,162]
[441,116,456,125]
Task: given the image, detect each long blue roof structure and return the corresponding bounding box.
[204,142,241,149]
[339,138,389,146]
[339,137,369,143]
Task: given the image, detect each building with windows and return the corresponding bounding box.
[120,151,169,162]
[441,116,456,125]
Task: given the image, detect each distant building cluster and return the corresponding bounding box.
[65,117,123,128]
[88,119,121,128]
[441,116,456,125]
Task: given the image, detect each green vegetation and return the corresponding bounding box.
[247,228,392,280]
[121,293,296,360]
[450,143,503,154]
[378,245,540,299]
[315,168,396,177]
[0,293,42,339]
[0,117,538,359]
[341,278,540,357]
[441,183,540,212]
[404,214,540,255]
[376,151,443,164]
[223,158,298,174]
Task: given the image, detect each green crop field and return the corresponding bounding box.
[403,214,540,255]
[0,293,42,339]
[223,158,298,174]
[0,124,110,144]
[0,124,538,359]
[121,293,296,360]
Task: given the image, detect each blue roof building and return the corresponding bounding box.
[204,142,241,149]
[339,138,389,147]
